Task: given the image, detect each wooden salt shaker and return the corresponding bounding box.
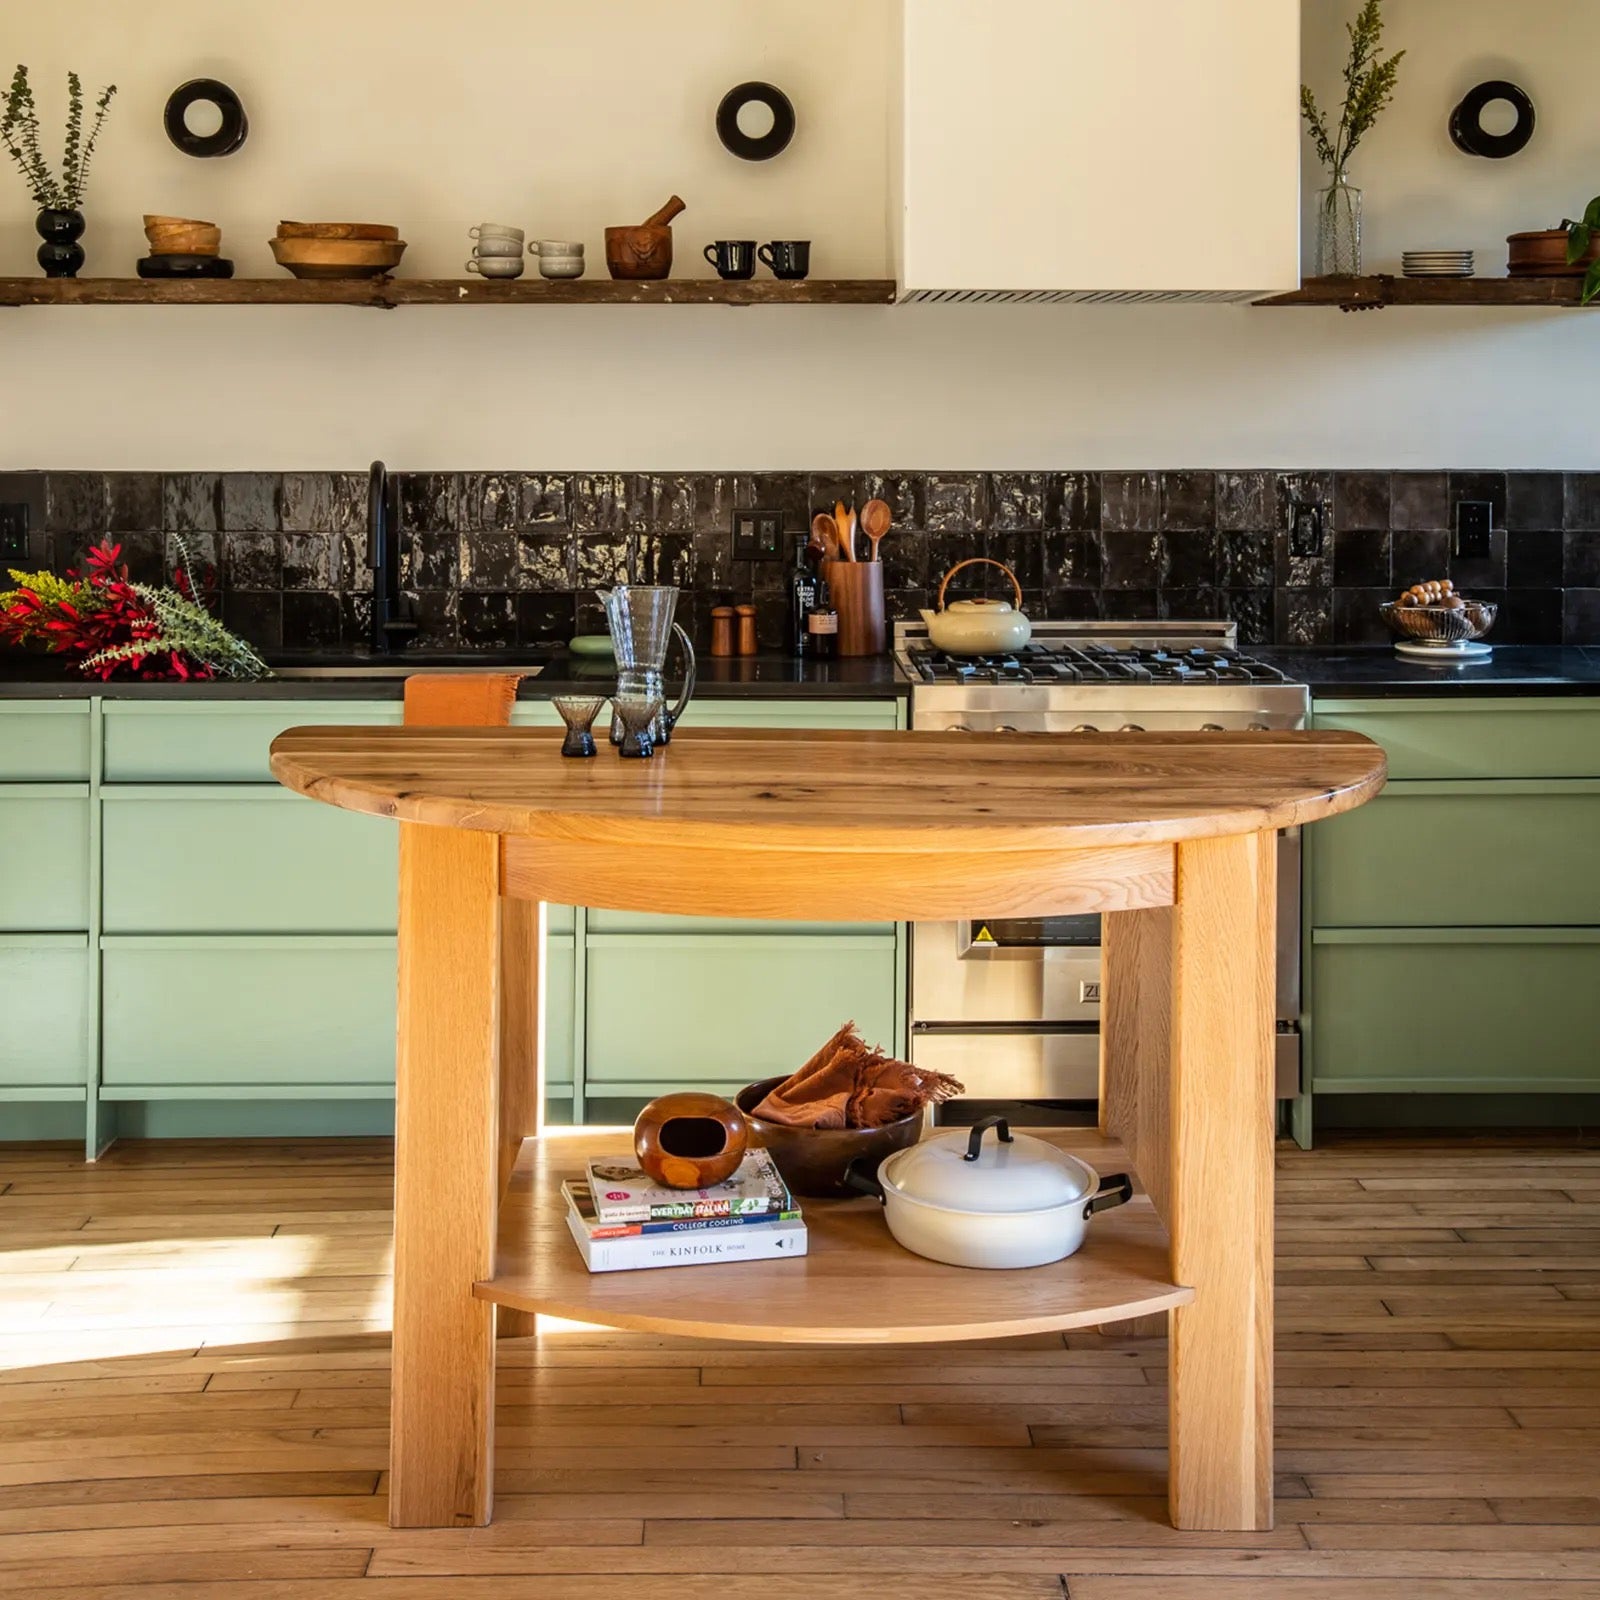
[710,605,736,657]
[735,604,758,656]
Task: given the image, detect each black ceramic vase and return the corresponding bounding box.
[36,208,86,278]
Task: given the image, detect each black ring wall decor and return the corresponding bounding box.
[164,78,249,158]
[716,81,795,162]
[1449,80,1535,159]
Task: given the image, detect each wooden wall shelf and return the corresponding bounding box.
[1256,274,1593,310]
[0,277,897,308]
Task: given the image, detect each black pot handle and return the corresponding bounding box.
[841,1157,885,1204]
[1083,1172,1133,1217]
[963,1115,1014,1162]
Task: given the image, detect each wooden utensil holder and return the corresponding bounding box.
[822,560,886,657]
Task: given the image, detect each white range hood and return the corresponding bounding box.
[893,0,1302,302]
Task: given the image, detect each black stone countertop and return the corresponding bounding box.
[3,644,1599,701]
[1258,645,1600,698]
[0,649,906,701]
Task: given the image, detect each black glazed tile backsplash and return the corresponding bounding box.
[12,468,1600,652]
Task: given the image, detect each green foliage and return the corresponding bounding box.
[0,566,90,641]
[1562,196,1600,306]
[1,64,117,209]
[112,581,271,681]
[1301,1,1405,181]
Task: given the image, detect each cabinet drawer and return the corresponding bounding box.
[584,936,898,1090]
[587,910,895,935]
[1314,699,1600,780]
[104,703,401,782]
[1311,783,1600,927]
[101,941,397,1086]
[102,795,396,933]
[0,707,91,781]
[0,795,89,930]
[0,942,88,1087]
[1311,933,1600,1092]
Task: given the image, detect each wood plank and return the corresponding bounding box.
[1255,273,1593,308]
[1166,830,1276,1531]
[387,816,501,1527]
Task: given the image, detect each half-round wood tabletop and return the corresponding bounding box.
[269,724,1386,853]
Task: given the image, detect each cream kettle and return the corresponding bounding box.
[919,558,1032,655]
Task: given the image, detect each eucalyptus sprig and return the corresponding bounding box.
[1301,1,1404,182]
[1562,196,1600,307]
[1,64,117,210]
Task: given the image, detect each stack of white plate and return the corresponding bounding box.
[1402,249,1475,279]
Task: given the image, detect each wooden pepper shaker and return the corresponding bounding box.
[710,605,735,658]
[735,603,758,656]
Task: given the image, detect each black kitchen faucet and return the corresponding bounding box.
[367,461,419,654]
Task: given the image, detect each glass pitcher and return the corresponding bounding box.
[597,585,697,746]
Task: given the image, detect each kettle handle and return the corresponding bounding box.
[937,557,1023,613]
[665,621,696,732]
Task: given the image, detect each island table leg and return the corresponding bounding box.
[495,892,544,1341]
[1165,829,1276,1532]
[389,819,502,1528]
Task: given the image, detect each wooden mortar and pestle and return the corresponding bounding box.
[605,195,686,280]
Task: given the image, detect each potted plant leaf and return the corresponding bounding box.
[1300,1,1405,277]
[1,65,117,278]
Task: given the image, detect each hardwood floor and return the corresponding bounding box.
[1,1133,1598,1597]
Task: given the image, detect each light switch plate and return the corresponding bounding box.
[1455,499,1493,560]
[732,509,783,560]
[0,502,27,561]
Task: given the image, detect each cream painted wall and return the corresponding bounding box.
[1,0,1596,469]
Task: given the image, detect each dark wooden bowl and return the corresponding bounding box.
[735,1076,923,1199]
[633,1092,749,1189]
[605,225,674,280]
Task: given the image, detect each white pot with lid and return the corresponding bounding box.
[845,1116,1133,1269]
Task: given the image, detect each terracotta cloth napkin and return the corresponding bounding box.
[753,1021,964,1130]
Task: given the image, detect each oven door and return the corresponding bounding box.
[910,915,1102,1025]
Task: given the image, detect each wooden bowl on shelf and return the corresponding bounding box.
[268,236,407,280]
[735,1076,923,1199]
[276,220,401,242]
[144,215,221,256]
[1507,228,1600,277]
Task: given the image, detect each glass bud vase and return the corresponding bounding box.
[1316,176,1362,277]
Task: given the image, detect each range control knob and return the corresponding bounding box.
[1070,724,1099,734]
[993,724,1019,734]
[1118,723,1146,733]
[1200,723,1225,732]
[1247,722,1270,732]
[949,723,972,733]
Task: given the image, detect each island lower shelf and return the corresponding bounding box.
[475,1128,1191,1343]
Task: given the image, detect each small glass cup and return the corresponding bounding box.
[551,694,607,758]
[611,693,664,758]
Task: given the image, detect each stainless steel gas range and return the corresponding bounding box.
[899,619,1307,1107]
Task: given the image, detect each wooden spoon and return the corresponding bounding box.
[835,500,855,562]
[810,511,841,562]
[860,498,891,562]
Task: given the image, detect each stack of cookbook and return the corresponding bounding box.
[563,1151,807,1273]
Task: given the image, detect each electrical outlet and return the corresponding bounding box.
[732,509,783,560]
[1288,499,1325,558]
[0,502,28,561]
[1455,499,1493,560]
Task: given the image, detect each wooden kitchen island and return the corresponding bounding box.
[269,709,1385,1536]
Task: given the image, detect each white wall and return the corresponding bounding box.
[1,0,1597,469]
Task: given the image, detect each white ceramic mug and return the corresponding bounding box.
[472,236,525,258]
[531,240,583,257]
[466,257,524,278]
[470,223,524,243]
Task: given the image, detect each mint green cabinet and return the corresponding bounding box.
[101,793,398,934]
[1304,697,1600,1134]
[584,934,899,1095]
[0,939,90,1087]
[1311,932,1600,1092]
[0,691,904,1144]
[0,791,90,930]
[1309,782,1600,928]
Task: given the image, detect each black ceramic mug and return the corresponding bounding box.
[704,239,756,280]
[759,240,810,280]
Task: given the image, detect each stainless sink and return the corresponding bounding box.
[270,664,547,680]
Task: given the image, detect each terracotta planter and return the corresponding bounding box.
[1508,228,1600,278]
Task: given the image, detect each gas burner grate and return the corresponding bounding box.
[904,640,1289,687]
